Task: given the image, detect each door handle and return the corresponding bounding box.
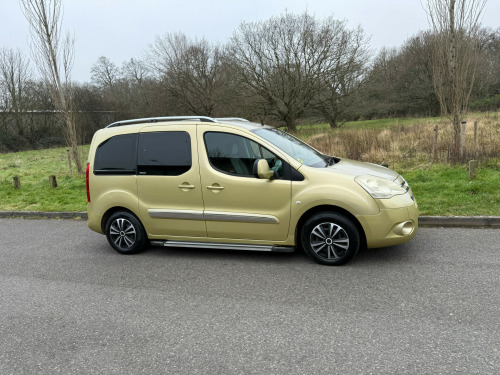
[206,185,225,191]
[178,183,195,190]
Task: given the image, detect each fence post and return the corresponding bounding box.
[67,149,73,174]
[460,121,467,160]
[13,176,21,189]
[473,121,478,157]
[49,175,58,188]
[469,160,478,180]
[432,124,439,162]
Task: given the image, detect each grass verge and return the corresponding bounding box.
[0,146,88,212]
[399,164,500,216]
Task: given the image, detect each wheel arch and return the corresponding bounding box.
[295,205,367,250]
[101,206,141,233]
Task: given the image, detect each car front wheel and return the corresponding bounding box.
[301,212,360,266]
[105,211,147,254]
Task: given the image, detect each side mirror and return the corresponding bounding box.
[253,159,275,180]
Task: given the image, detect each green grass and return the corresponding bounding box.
[0,146,89,212]
[0,133,499,216]
[399,164,500,216]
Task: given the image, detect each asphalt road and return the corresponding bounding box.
[0,219,499,375]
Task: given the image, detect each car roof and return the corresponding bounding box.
[105,116,274,131]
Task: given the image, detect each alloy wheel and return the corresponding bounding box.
[310,222,350,260]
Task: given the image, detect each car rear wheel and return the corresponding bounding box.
[301,212,360,266]
[105,211,147,254]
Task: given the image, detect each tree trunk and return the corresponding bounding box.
[329,117,339,128]
[64,112,83,174]
[285,119,297,132]
[451,114,461,163]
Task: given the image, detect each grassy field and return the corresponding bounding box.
[1,116,499,216]
[401,164,500,216]
[0,146,88,212]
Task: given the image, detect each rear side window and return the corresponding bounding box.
[138,131,191,176]
[94,133,137,174]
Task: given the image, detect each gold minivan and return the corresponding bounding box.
[86,117,418,265]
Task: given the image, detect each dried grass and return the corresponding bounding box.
[303,113,500,168]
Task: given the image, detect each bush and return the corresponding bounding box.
[36,136,65,149]
[0,134,30,152]
[470,95,500,111]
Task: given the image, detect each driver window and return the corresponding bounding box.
[204,132,283,178]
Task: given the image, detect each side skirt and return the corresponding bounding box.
[150,240,294,253]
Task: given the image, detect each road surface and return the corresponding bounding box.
[0,219,498,374]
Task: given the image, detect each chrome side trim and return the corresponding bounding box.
[148,209,203,220]
[204,211,279,224]
[148,209,279,223]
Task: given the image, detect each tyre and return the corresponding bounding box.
[105,211,148,254]
[301,212,360,266]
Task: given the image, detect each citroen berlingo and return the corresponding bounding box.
[86,116,418,265]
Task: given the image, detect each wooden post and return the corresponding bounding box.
[469,160,478,180]
[473,121,478,157]
[432,124,439,162]
[460,121,467,160]
[13,176,21,189]
[67,149,73,174]
[49,175,58,188]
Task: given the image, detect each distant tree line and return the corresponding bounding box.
[1,11,500,152]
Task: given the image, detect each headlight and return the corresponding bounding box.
[355,175,408,199]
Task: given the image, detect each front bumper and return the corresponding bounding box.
[357,196,419,248]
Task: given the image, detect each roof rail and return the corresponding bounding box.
[214,117,249,122]
[106,116,216,128]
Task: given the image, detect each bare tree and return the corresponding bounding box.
[121,58,154,114]
[473,27,500,104]
[0,48,33,135]
[310,25,370,128]
[21,0,83,173]
[91,56,120,91]
[122,58,150,87]
[425,0,486,162]
[229,12,367,131]
[358,32,439,119]
[147,33,226,116]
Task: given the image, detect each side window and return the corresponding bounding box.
[94,133,137,175]
[138,131,191,176]
[204,132,283,178]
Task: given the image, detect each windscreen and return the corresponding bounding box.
[252,128,328,168]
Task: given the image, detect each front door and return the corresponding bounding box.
[198,126,291,241]
[137,125,206,238]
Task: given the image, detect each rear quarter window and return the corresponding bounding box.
[94,133,138,174]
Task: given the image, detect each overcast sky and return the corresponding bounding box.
[1,0,499,83]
